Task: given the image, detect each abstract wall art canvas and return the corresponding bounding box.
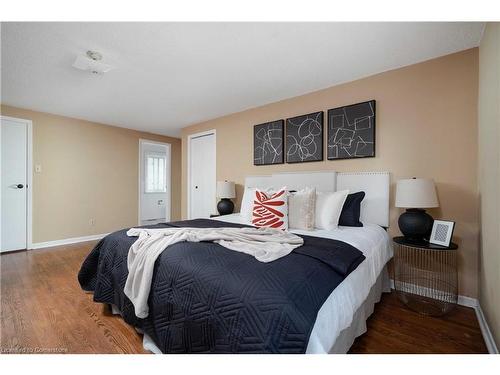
[327,100,376,160]
[285,111,324,163]
[253,120,284,165]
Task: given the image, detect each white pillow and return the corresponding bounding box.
[315,190,350,230]
[288,187,316,230]
[240,187,256,222]
[240,186,274,223]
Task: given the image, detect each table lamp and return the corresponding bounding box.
[216,180,236,215]
[395,177,439,243]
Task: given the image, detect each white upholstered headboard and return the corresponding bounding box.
[244,171,390,227]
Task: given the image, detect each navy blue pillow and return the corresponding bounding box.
[339,191,365,227]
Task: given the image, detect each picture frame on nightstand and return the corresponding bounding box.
[429,220,455,247]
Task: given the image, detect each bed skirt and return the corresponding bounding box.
[328,266,390,353]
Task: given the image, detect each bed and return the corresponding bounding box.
[78,171,392,354]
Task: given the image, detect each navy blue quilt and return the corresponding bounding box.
[78,219,365,353]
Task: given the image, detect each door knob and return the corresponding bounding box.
[16,184,24,189]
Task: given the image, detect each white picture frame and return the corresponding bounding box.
[429,220,455,247]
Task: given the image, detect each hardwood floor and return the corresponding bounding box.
[0,241,146,354]
[0,241,488,354]
[349,293,488,354]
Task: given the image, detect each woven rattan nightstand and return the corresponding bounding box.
[393,236,458,316]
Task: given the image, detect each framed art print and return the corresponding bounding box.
[429,220,455,247]
[285,111,323,163]
[253,120,284,165]
[327,100,376,160]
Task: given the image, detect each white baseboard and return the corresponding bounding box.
[457,294,478,308]
[474,303,499,354]
[390,279,498,354]
[30,233,109,249]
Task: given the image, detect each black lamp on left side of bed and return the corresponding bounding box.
[216,180,236,215]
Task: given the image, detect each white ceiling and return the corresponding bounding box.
[1,22,484,137]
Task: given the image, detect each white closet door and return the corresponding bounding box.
[189,133,216,219]
[1,118,28,252]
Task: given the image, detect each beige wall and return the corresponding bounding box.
[478,23,500,345]
[182,49,479,298]
[1,105,182,243]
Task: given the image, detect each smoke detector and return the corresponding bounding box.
[72,50,114,74]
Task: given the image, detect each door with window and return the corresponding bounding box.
[1,117,30,252]
[139,140,171,225]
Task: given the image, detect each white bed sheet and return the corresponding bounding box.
[213,213,393,354]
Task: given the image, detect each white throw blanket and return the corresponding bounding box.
[124,227,304,318]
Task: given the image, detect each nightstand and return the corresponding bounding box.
[392,236,458,316]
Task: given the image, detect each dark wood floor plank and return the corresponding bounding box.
[0,241,488,354]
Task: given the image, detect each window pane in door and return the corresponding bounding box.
[145,154,166,193]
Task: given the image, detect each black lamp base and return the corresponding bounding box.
[217,198,234,216]
[398,209,434,244]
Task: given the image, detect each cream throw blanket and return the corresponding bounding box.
[124,227,304,318]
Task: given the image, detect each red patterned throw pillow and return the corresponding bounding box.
[252,188,288,230]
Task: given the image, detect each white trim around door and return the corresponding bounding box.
[187,129,216,220]
[138,139,172,225]
[0,115,33,251]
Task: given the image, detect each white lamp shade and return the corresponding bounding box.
[395,178,439,208]
[217,180,236,199]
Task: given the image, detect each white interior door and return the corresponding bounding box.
[139,140,171,225]
[189,133,216,219]
[1,117,28,252]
